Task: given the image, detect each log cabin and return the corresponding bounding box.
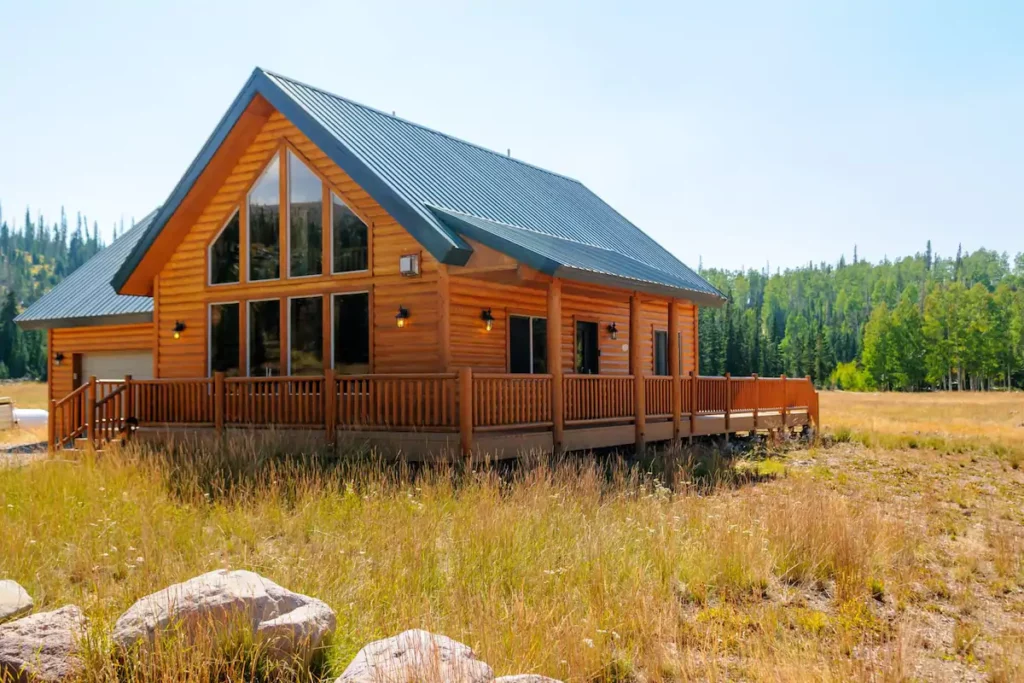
[17,68,818,457]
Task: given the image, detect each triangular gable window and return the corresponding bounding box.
[209,210,240,285]
[249,155,281,281]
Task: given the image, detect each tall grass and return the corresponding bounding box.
[0,435,917,681]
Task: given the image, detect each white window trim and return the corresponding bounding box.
[246,298,281,377]
[509,314,547,374]
[286,294,324,375]
[207,300,240,377]
[285,150,325,281]
[207,209,241,287]
[329,191,370,276]
[247,154,282,283]
[330,290,371,370]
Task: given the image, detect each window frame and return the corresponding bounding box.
[246,149,284,283]
[573,317,601,375]
[653,328,669,376]
[284,148,326,280]
[329,190,371,276]
[330,289,373,372]
[286,294,326,376]
[207,300,241,377]
[506,312,548,374]
[207,208,241,287]
[246,297,283,377]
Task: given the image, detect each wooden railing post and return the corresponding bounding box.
[689,371,698,442]
[48,399,57,452]
[547,280,563,453]
[752,373,759,433]
[724,372,731,443]
[214,372,225,435]
[123,375,133,434]
[629,293,644,455]
[459,367,474,456]
[324,368,336,444]
[86,376,97,449]
[780,374,788,432]
[668,299,681,445]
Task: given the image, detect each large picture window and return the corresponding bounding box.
[209,211,240,285]
[209,302,240,376]
[332,193,368,273]
[248,300,281,376]
[249,155,281,281]
[333,292,370,374]
[509,315,547,374]
[288,151,322,277]
[289,296,323,375]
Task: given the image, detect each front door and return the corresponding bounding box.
[575,321,599,374]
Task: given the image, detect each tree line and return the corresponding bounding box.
[698,244,1024,391]
[0,202,111,380]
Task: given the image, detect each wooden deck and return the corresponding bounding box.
[50,371,819,458]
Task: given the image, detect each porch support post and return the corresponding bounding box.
[123,375,133,427]
[214,371,225,435]
[547,279,564,453]
[459,367,474,456]
[668,299,681,445]
[324,368,336,444]
[48,399,56,452]
[689,370,698,442]
[752,373,759,434]
[630,292,645,455]
[86,376,97,448]
[780,374,788,433]
[724,372,731,443]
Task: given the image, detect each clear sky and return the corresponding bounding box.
[1,0,1021,270]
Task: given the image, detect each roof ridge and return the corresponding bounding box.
[260,68,586,186]
[427,204,696,285]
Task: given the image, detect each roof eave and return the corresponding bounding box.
[554,266,727,307]
[16,311,154,332]
[112,68,472,294]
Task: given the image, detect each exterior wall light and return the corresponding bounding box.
[480,308,495,332]
[607,322,618,340]
[395,306,410,328]
[173,321,187,339]
[54,352,65,366]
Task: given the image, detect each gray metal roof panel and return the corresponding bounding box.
[16,212,156,329]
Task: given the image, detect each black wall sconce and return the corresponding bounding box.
[607,322,619,340]
[54,352,65,366]
[480,308,495,332]
[172,321,187,340]
[395,306,410,328]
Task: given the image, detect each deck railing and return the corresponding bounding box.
[48,370,819,452]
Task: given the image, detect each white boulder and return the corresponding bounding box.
[0,580,33,622]
[112,569,335,666]
[337,629,494,683]
[0,605,87,682]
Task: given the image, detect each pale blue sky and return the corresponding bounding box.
[1,0,1021,269]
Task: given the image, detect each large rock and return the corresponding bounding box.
[112,570,335,666]
[495,677,563,683]
[0,581,33,622]
[337,629,494,683]
[0,605,87,682]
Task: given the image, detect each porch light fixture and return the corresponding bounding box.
[172,321,187,339]
[607,322,618,340]
[480,308,495,332]
[395,306,410,328]
[54,352,64,366]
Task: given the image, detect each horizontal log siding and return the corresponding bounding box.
[448,277,698,375]
[155,109,440,378]
[49,323,153,401]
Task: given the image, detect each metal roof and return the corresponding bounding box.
[115,67,723,303]
[16,212,156,330]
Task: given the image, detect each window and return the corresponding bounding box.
[333,292,370,373]
[332,193,368,273]
[289,296,323,375]
[575,321,599,374]
[654,330,669,376]
[209,302,240,376]
[288,151,322,277]
[248,300,281,376]
[209,211,240,285]
[509,315,547,374]
[249,155,281,281]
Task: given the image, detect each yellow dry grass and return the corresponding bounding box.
[0,380,48,410]
[0,391,1021,681]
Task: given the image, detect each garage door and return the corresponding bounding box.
[80,351,154,381]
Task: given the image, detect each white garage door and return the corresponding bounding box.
[80,351,154,381]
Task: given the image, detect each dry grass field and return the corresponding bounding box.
[0,381,47,446]
[0,390,1022,681]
